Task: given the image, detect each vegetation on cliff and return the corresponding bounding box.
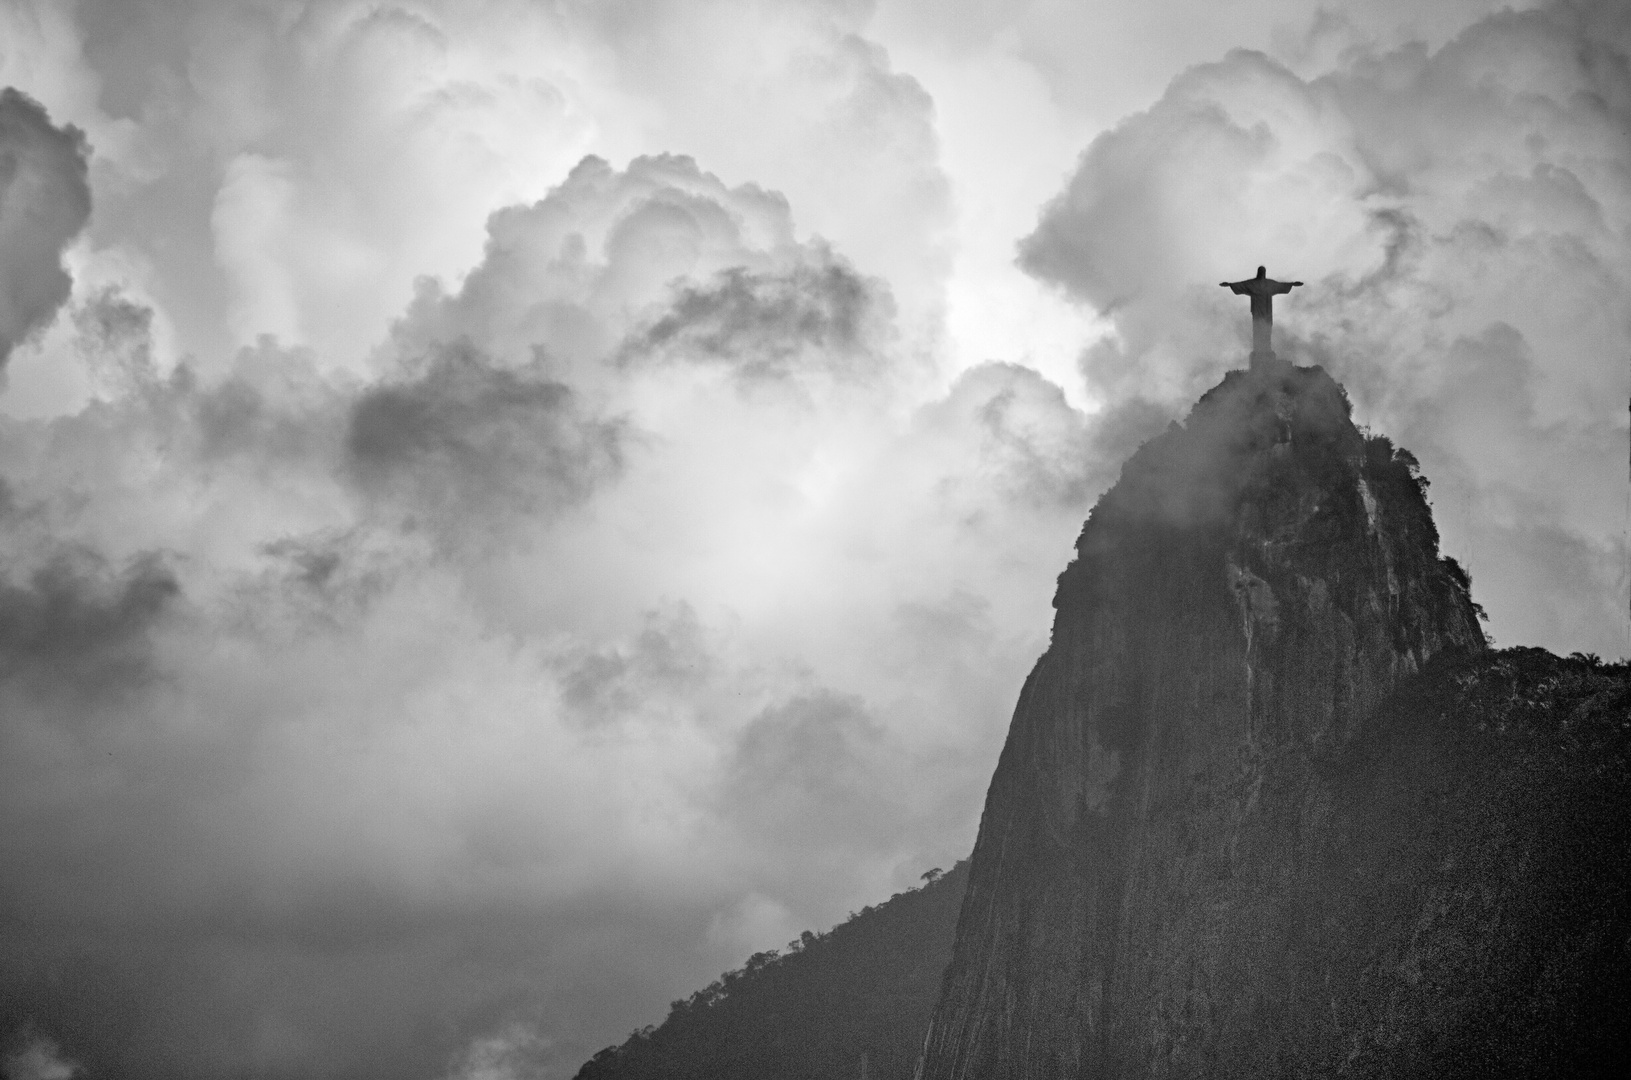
[1309,645,1631,1078]
[574,861,967,1080]
[572,649,1629,1080]
[573,362,1629,1080]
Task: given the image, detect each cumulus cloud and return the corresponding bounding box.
[727,691,903,860]
[70,287,157,394]
[7,1,1619,1077]
[0,146,1089,1078]
[0,547,177,708]
[1020,0,1631,654]
[441,1023,554,1080]
[81,0,602,369]
[346,346,624,539]
[0,2,1034,1075]
[556,603,713,729]
[2,1033,81,1080]
[625,257,891,385]
[391,152,888,385]
[917,363,1097,510]
[0,88,90,370]
[6,0,948,382]
[582,0,951,330]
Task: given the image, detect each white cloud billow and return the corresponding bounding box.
[0,1,1624,1077]
[1021,0,1631,654]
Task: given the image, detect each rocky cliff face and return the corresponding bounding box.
[919,359,1490,1079]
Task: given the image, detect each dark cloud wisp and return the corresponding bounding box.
[622,256,891,384]
[0,88,91,370]
[0,548,178,707]
[347,345,626,533]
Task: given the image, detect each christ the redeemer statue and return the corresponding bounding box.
[1221,266,1301,364]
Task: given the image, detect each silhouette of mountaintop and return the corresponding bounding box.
[574,360,1630,1080]
[921,358,1623,1079]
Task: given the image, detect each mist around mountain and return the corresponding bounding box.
[921,357,1630,1079]
[573,358,1629,1079]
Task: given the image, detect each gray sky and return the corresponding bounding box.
[0,0,1625,1077]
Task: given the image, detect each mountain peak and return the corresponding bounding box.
[1055,359,1483,738]
[571,361,1627,1080]
[1080,357,1361,533]
[922,361,1486,1079]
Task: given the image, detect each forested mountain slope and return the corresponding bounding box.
[574,861,967,1080]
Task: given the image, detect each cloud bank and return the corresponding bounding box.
[0,147,1093,1078]
[0,88,89,370]
[1021,0,1631,653]
[0,0,1625,1077]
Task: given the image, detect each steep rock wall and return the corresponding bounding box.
[920,360,1486,1080]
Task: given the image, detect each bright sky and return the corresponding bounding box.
[0,1,1626,1077]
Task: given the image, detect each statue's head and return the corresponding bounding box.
[1256,265,1266,277]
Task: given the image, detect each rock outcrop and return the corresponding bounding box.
[919,358,1495,1079]
[568,358,1630,1080]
